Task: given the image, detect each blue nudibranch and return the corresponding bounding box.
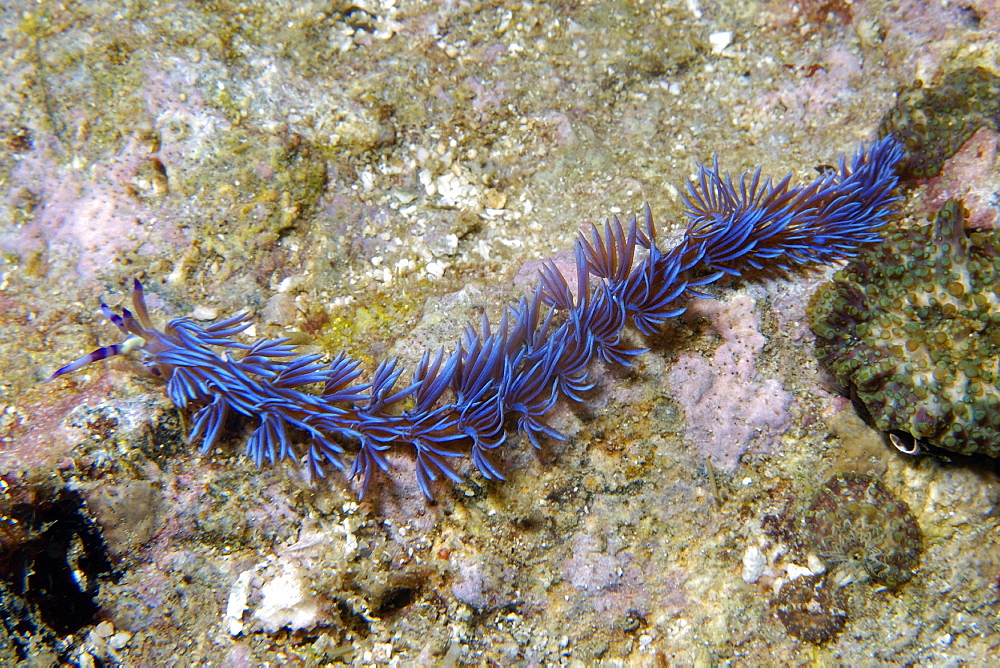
[51,137,904,500]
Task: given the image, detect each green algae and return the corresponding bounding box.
[312,290,419,367]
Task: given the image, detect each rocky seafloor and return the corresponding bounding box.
[1,0,999,665]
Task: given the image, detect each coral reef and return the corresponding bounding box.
[877,66,1000,179]
[50,139,903,500]
[5,0,1000,664]
[803,472,921,588]
[809,200,1000,457]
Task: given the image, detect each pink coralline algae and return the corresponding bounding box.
[917,127,1000,230]
[668,293,793,472]
[562,531,686,622]
[1,57,234,283]
[759,45,863,123]
[3,135,176,280]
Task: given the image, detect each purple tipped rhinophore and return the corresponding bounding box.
[50,137,904,500]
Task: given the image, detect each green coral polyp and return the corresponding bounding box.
[809,200,1000,457]
[878,66,1000,178]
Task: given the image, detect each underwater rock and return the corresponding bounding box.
[0,477,116,661]
[809,200,1000,458]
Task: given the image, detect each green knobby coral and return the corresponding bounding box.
[877,66,1000,179]
[809,200,1000,457]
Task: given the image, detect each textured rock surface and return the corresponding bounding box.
[2,0,1000,665]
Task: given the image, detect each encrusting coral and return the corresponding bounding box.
[50,138,904,500]
[809,199,1000,458]
[878,66,1000,179]
[772,471,921,644]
